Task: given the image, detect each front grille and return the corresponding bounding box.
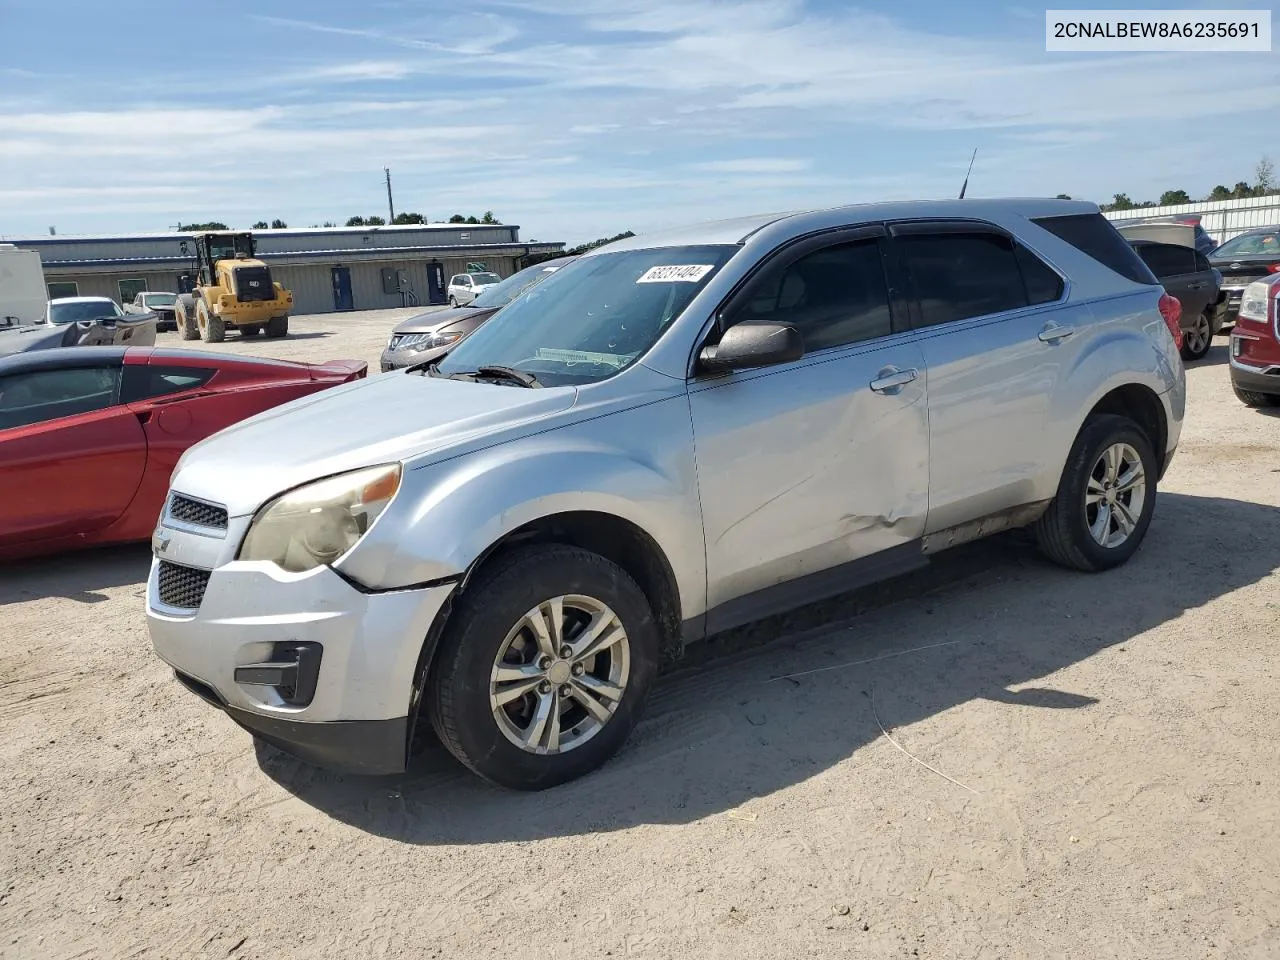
[169,494,228,530]
[157,561,212,610]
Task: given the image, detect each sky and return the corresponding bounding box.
[0,0,1277,245]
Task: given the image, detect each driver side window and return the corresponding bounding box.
[0,366,122,431]
[724,239,894,352]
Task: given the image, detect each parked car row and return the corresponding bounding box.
[0,296,158,356]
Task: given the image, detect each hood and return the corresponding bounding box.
[391,304,495,335]
[170,371,578,517]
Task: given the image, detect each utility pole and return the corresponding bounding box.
[385,167,396,224]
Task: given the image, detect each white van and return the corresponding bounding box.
[0,245,47,327]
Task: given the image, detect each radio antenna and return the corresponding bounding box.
[958,148,978,199]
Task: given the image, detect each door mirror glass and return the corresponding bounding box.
[699,320,803,372]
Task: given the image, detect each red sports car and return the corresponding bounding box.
[0,346,367,561]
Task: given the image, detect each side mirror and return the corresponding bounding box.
[698,320,804,372]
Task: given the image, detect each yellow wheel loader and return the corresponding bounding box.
[174,232,293,343]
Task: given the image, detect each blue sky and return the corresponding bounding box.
[1,0,1277,244]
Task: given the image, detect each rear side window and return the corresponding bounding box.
[121,365,216,404]
[0,366,121,430]
[1015,245,1065,304]
[1135,242,1196,279]
[898,232,1028,327]
[1194,252,1212,272]
[1032,213,1158,285]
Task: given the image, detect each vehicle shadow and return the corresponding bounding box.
[0,543,152,606]
[1192,341,1230,367]
[255,492,1280,843]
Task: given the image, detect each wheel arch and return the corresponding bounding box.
[1082,382,1168,476]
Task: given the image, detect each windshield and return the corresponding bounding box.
[1212,231,1280,259]
[470,272,501,285]
[469,262,566,308]
[48,301,121,324]
[436,244,737,387]
[144,293,177,306]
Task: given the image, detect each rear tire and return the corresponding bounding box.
[448,296,457,307]
[428,544,660,791]
[1179,310,1213,362]
[196,301,225,343]
[265,315,289,338]
[1233,384,1280,408]
[1034,414,1158,572]
[240,324,262,337]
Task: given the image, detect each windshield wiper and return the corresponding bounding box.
[473,365,541,388]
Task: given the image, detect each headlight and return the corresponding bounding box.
[239,464,401,573]
[1239,280,1271,323]
[392,330,462,352]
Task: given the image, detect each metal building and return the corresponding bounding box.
[6,224,566,315]
[1104,194,1280,244]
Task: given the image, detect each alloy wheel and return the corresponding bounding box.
[489,594,631,755]
[1084,442,1147,549]
[1185,313,1211,356]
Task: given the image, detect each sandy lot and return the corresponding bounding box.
[2,312,1279,959]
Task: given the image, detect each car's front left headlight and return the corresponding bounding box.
[391,330,462,352]
[239,464,401,573]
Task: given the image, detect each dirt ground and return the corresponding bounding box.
[2,312,1279,960]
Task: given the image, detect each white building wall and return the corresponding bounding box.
[1104,195,1280,244]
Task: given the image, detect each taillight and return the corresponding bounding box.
[1266,264,1280,274]
[1158,293,1183,349]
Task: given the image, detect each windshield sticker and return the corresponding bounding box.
[635,264,714,284]
[536,348,631,367]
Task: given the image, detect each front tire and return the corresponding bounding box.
[1034,414,1158,572]
[1179,310,1214,361]
[428,544,660,790]
[240,323,262,337]
[196,301,225,343]
[176,295,200,341]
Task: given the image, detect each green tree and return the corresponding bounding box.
[1207,184,1232,201]
[252,220,269,229]
[1159,189,1191,205]
[322,221,336,228]
[448,214,467,223]
[270,218,288,229]
[481,211,500,224]
[465,215,480,224]
[1102,194,1134,212]
[177,221,229,231]
[346,216,367,227]
[392,212,426,224]
[1054,193,1072,200]
[1232,181,1252,199]
[346,215,386,227]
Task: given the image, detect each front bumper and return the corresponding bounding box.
[379,343,449,373]
[1229,356,1280,397]
[147,558,455,774]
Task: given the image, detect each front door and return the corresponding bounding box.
[688,227,930,631]
[427,262,446,304]
[0,364,146,546]
[331,266,354,311]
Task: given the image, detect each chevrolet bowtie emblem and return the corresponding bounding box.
[152,529,172,554]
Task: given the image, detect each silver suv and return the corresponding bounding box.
[146,199,1185,790]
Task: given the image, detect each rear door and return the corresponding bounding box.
[889,219,1081,533]
[0,363,146,545]
[1135,242,1209,320]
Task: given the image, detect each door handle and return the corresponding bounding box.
[869,367,919,393]
[1188,282,1205,290]
[1038,323,1076,343]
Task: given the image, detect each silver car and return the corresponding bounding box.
[146,199,1185,790]
[446,271,501,306]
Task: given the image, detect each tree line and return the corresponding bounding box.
[176,211,502,231]
[1087,156,1275,212]
[521,230,637,268]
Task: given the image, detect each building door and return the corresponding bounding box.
[331,266,354,311]
[426,261,446,305]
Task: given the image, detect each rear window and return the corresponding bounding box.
[1134,242,1196,279]
[1032,213,1158,286]
[121,365,215,404]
